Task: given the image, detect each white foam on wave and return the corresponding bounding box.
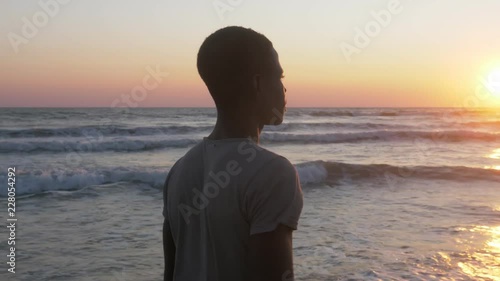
[261,130,500,144]
[0,138,199,153]
[0,163,329,197]
[2,130,498,154]
[0,167,168,197]
[0,125,214,138]
[295,161,328,184]
[2,161,498,197]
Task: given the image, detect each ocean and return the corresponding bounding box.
[0,107,499,281]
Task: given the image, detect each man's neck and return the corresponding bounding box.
[207,110,263,144]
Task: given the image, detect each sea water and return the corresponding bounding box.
[0,107,499,280]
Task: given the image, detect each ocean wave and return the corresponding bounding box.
[295,161,500,184]
[2,130,498,153]
[0,125,214,138]
[309,110,356,117]
[305,108,498,117]
[306,109,414,117]
[1,162,498,197]
[0,138,200,153]
[261,130,500,144]
[263,122,411,132]
[462,120,500,129]
[1,122,412,138]
[0,167,168,197]
[3,119,499,139]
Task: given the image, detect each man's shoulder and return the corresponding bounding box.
[232,140,289,166]
[169,139,206,168]
[234,141,296,181]
[168,139,295,180]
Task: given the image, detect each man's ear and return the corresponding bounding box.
[252,74,261,93]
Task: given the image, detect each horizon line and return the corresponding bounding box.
[1,106,497,109]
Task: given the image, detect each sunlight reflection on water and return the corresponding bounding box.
[485,148,500,171]
[457,225,500,281]
[484,165,500,170]
[487,148,500,159]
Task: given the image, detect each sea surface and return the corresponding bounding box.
[0,107,499,281]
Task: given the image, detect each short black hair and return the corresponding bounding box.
[197,26,274,108]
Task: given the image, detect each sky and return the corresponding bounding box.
[1,0,500,107]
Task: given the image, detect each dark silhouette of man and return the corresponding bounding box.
[163,26,303,281]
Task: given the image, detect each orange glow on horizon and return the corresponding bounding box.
[1,1,500,107]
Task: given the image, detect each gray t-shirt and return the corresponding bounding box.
[163,137,303,281]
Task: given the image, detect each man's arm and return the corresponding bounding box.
[245,157,303,280]
[163,218,175,281]
[248,224,295,281]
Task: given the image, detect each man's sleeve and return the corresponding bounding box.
[163,158,183,220]
[162,171,171,219]
[244,156,304,235]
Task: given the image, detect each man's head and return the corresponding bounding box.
[197,26,286,125]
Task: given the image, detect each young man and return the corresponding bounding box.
[163,26,303,281]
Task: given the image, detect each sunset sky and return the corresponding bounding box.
[1,0,500,107]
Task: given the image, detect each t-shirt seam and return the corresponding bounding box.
[244,154,298,232]
[163,156,184,220]
[245,155,288,188]
[242,155,295,225]
[250,218,299,235]
[248,171,301,235]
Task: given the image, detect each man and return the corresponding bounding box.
[163,26,303,281]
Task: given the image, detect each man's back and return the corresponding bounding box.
[163,137,303,281]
